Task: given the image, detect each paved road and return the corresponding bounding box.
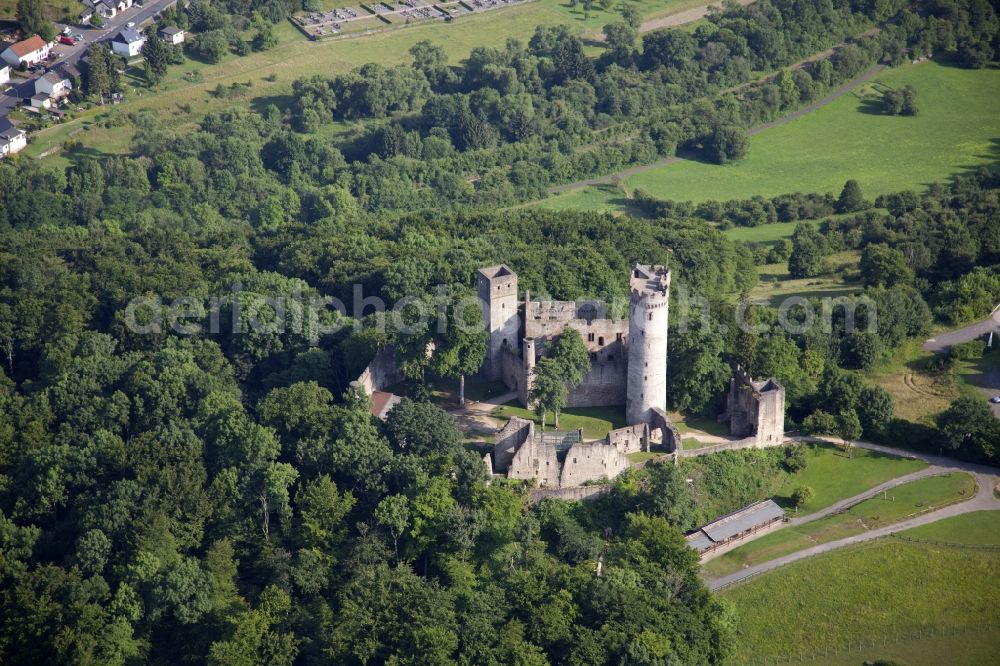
[922,307,1000,416]
[922,310,1000,353]
[706,438,1000,591]
[549,63,886,194]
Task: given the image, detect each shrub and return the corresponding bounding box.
[791,485,814,508]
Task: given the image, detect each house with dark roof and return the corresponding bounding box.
[1,35,52,68]
[0,118,27,157]
[111,28,146,58]
[158,26,185,45]
[87,0,133,19]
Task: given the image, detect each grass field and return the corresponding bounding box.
[683,441,928,520]
[544,61,1000,212]
[901,510,1000,544]
[749,250,860,307]
[625,61,1000,202]
[493,401,625,440]
[722,536,1000,663]
[769,442,928,514]
[703,472,977,578]
[868,338,997,425]
[0,0,78,20]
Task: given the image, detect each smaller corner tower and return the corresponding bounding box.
[626,263,671,426]
[478,265,519,380]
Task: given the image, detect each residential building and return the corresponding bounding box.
[0,65,10,86]
[35,71,72,98]
[30,93,52,110]
[111,28,146,58]
[85,0,134,19]
[158,26,185,45]
[0,118,27,157]
[1,35,52,68]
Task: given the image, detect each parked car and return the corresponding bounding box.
[62,26,72,35]
[990,396,1000,404]
[58,35,75,45]
[126,22,136,28]
[73,34,84,42]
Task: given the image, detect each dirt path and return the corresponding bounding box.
[586,0,757,41]
[448,391,517,439]
[548,62,885,194]
[705,439,1000,591]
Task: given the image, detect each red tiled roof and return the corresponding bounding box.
[8,35,47,58]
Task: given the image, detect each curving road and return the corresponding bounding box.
[922,307,1000,416]
[706,438,1000,591]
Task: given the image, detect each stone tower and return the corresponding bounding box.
[478,265,519,380]
[626,263,670,426]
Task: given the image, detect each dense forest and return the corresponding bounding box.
[1,0,999,662]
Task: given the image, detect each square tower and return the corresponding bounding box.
[478,265,520,380]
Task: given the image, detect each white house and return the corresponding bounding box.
[0,65,10,86]
[30,93,52,110]
[158,26,185,45]
[35,71,72,98]
[0,118,27,157]
[1,35,52,68]
[111,28,146,58]
[79,7,94,24]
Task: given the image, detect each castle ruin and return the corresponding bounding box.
[481,263,685,487]
[720,364,785,447]
[478,262,672,428]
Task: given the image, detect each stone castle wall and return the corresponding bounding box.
[606,424,648,454]
[559,441,630,487]
[350,345,405,395]
[724,364,785,447]
[494,416,533,473]
[507,432,561,487]
[565,360,628,408]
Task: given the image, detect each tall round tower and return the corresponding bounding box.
[626,263,671,426]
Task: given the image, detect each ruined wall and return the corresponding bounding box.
[527,485,610,504]
[494,416,532,473]
[350,345,405,395]
[755,381,785,445]
[559,441,630,487]
[606,424,648,454]
[723,365,786,447]
[565,360,627,407]
[499,345,526,403]
[507,433,561,487]
[650,407,682,453]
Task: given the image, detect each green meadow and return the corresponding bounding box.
[543,60,1000,211]
[722,534,1000,663]
[626,60,1000,202]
